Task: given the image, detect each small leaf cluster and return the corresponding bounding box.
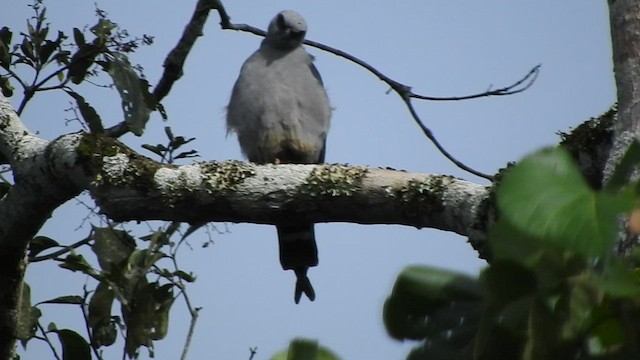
[1,1,159,137]
[386,145,640,359]
[142,126,199,164]
[19,224,197,359]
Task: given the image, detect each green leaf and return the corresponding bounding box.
[54,329,91,360]
[390,266,483,304]
[0,26,13,68]
[16,283,42,343]
[91,226,136,272]
[488,218,543,265]
[1,76,13,97]
[383,266,483,341]
[90,19,117,39]
[67,44,100,84]
[141,144,166,157]
[72,28,85,47]
[593,258,640,297]
[498,147,633,257]
[38,295,84,305]
[20,36,35,63]
[481,261,536,306]
[28,235,59,258]
[270,338,342,360]
[174,150,199,160]
[88,281,117,347]
[164,126,174,141]
[124,282,174,357]
[589,317,625,353]
[173,270,196,283]
[65,91,104,134]
[59,253,96,276]
[107,53,151,136]
[39,39,59,65]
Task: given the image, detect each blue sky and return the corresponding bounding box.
[5,1,614,359]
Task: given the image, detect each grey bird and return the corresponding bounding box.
[226,10,331,303]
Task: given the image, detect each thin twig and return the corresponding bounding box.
[160,222,202,360]
[36,321,62,360]
[403,98,492,179]
[80,285,104,360]
[248,347,257,360]
[214,4,523,180]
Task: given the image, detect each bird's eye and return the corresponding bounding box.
[276,13,286,29]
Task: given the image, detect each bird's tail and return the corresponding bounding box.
[294,267,315,304]
[277,225,318,303]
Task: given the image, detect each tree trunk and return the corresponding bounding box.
[608,0,640,254]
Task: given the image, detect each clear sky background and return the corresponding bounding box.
[4,1,615,359]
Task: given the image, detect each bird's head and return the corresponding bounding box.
[265,10,308,51]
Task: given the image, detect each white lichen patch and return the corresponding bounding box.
[102,153,130,181]
[154,165,204,193]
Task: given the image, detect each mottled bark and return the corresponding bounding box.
[608,0,640,254]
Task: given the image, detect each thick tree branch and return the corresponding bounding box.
[0,96,87,359]
[87,153,490,238]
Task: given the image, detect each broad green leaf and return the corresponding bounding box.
[270,338,342,360]
[124,282,174,356]
[88,282,117,347]
[391,266,483,304]
[72,28,85,47]
[16,283,42,343]
[488,219,543,265]
[91,226,135,272]
[107,53,151,136]
[0,27,12,67]
[28,235,59,258]
[498,147,633,257]
[1,76,13,97]
[38,295,83,305]
[20,36,35,62]
[55,329,91,360]
[481,261,536,306]
[65,91,104,134]
[593,258,640,297]
[589,317,625,354]
[68,44,99,84]
[384,266,483,341]
[59,253,96,276]
[173,270,196,283]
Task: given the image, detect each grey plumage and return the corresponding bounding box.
[226,10,331,303]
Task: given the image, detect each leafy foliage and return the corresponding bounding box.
[18,225,200,359]
[0,1,157,135]
[385,147,640,359]
[270,338,343,360]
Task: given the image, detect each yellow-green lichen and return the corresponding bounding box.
[78,133,161,192]
[392,176,454,218]
[200,160,255,193]
[301,164,368,196]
